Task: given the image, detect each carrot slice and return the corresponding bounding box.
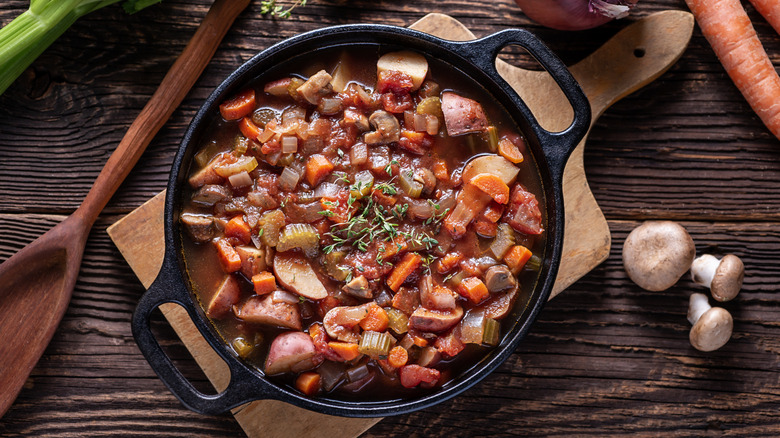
[388,346,409,368]
[432,158,449,181]
[239,116,261,140]
[359,305,390,332]
[214,239,241,273]
[435,252,462,274]
[219,88,256,121]
[305,154,335,187]
[295,372,321,396]
[224,215,251,244]
[498,138,524,164]
[251,271,277,295]
[470,173,510,204]
[504,244,533,274]
[387,252,423,292]
[328,341,362,361]
[457,277,489,304]
[473,218,498,238]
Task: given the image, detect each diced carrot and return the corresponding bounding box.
[219,88,256,121]
[359,305,390,332]
[482,203,504,223]
[328,341,362,361]
[473,218,498,238]
[239,116,261,140]
[457,277,489,304]
[432,159,449,181]
[224,216,251,245]
[379,237,407,259]
[305,154,335,187]
[387,252,423,292]
[372,188,397,207]
[410,332,429,348]
[498,137,524,164]
[470,173,510,204]
[251,271,277,295]
[214,239,241,273]
[504,244,533,274]
[388,346,409,368]
[295,371,321,396]
[435,252,462,274]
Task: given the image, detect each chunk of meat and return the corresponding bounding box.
[503,184,544,235]
[264,331,323,375]
[191,184,231,206]
[206,275,241,319]
[180,213,216,243]
[234,245,267,279]
[273,253,328,300]
[234,294,302,330]
[297,70,333,105]
[434,325,465,358]
[408,305,464,333]
[441,91,489,136]
[399,364,440,388]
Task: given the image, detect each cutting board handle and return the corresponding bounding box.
[450,29,591,181]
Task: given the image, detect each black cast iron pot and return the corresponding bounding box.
[132,23,590,418]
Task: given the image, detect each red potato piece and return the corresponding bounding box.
[409,305,464,333]
[206,275,241,319]
[234,294,302,330]
[235,245,267,279]
[503,184,544,235]
[273,253,328,300]
[482,284,519,320]
[399,364,441,388]
[441,91,489,136]
[264,331,323,375]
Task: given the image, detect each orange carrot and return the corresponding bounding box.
[295,372,321,396]
[504,244,533,274]
[498,137,524,164]
[748,0,780,35]
[435,251,462,274]
[305,154,335,186]
[239,116,261,140]
[219,88,256,121]
[214,239,241,273]
[457,277,489,304]
[360,305,390,332]
[686,0,780,140]
[387,252,423,292]
[328,342,362,361]
[251,271,277,295]
[388,346,409,368]
[481,202,504,223]
[470,173,510,204]
[432,158,449,181]
[473,217,498,238]
[224,216,251,244]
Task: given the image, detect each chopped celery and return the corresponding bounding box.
[386,308,409,334]
[482,317,500,346]
[350,170,374,199]
[483,126,499,152]
[214,155,258,177]
[489,223,516,259]
[358,331,393,359]
[276,223,319,253]
[232,336,253,358]
[399,169,423,198]
[525,254,542,272]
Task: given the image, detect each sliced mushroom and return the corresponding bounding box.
[481,282,519,320]
[206,275,241,319]
[484,264,517,293]
[191,184,231,206]
[419,275,457,311]
[180,213,216,243]
[273,253,328,300]
[691,254,744,302]
[234,294,302,330]
[342,275,373,299]
[296,70,333,105]
[461,155,519,186]
[408,305,464,333]
[364,110,401,145]
[343,108,370,132]
[414,168,437,195]
[687,292,733,352]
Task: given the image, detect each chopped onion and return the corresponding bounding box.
[318,97,343,115]
[425,114,439,135]
[490,223,516,259]
[399,169,423,198]
[228,170,253,188]
[413,113,428,132]
[460,309,487,344]
[345,363,370,383]
[403,110,415,129]
[278,166,301,191]
[350,170,374,199]
[312,182,341,199]
[407,198,434,220]
[281,135,298,153]
[214,155,258,178]
[350,142,368,166]
[318,360,346,391]
[271,289,298,304]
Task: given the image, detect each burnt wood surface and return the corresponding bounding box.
[1,0,779,436]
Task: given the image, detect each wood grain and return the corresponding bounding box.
[2,0,780,436]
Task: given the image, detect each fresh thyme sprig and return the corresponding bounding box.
[260,0,308,19]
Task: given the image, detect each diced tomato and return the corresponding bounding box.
[432,159,449,182]
[398,130,432,155]
[481,202,504,223]
[382,92,414,114]
[399,364,440,388]
[434,326,465,358]
[503,184,544,235]
[376,70,415,94]
[309,322,343,362]
[261,138,281,154]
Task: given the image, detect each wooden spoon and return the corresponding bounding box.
[0,0,249,418]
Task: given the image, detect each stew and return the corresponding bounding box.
[179,46,545,400]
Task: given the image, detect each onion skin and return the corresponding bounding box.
[514,0,638,31]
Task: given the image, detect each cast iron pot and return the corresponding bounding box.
[132,23,590,418]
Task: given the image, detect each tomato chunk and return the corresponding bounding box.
[503,184,544,235]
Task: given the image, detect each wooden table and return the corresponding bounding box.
[1,0,779,436]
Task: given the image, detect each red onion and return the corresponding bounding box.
[514,0,638,31]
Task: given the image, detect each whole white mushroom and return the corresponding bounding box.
[687,292,733,352]
[622,221,696,291]
[691,254,744,302]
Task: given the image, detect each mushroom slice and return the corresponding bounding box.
[273,253,328,300]
[377,50,429,90]
[234,294,302,330]
[481,283,519,320]
[180,213,216,243]
[364,110,401,145]
[484,264,517,293]
[622,221,695,292]
[408,305,464,333]
[296,70,333,105]
[691,254,745,302]
[342,275,373,299]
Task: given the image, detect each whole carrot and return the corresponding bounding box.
[686,0,780,140]
[748,0,780,35]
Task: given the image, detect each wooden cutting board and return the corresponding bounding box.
[107,11,693,438]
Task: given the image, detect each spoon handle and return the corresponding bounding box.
[76,0,250,226]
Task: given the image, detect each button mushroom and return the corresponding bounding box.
[690,254,744,302]
[622,221,695,291]
[364,110,400,145]
[342,275,373,299]
[296,69,333,105]
[484,264,517,293]
[687,292,733,352]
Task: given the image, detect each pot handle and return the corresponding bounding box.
[453,29,591,180]
[131,259,266,415]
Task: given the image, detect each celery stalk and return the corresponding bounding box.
[0,0,161,95]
